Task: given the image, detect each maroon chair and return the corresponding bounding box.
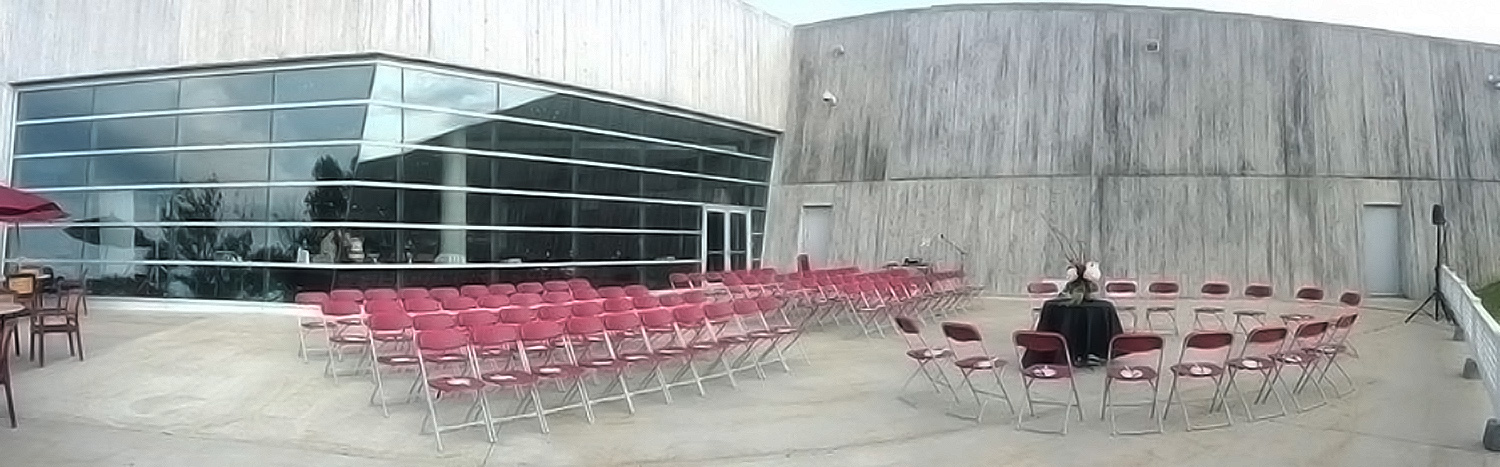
[1192,282,1232,331]
[365,298,405,315]
[1271,320,1331,412]
[1144,281,1182,335]
[295,291,331,362]
[413,313,459,331]
[330,289,365,302]
[398,288,430,301]
[321,299,368,383]
[459,284,490,299]
[543,280,571,293]
[624,285,652,298]
[442,296,478,312]
[658,294,684,307]
[510,293,543,308]
[571,302,604,317]
[363,288,399,301]
[1011,330,1081,434]
[1283,286,1326,324]
[602,297,635,314]
[542,291,573,305]
[597,287,627,299]
[1313,313,1360,397]
[1234,284,1273,334]
[404,297,442,314]
[1225,326,1289,421]
[936,322,1012,423]
[516,282,546,295]
[295,291,329,305]
[477,295,511,310]
[456,310,499,329]
[430,287,462,302]
[1165,331,1235,430]
[367,312,416,416]
[1101,333,1165,435]
[488,283,517,296]
[566,278,592,291]
[537,305,573,321]
[892,316,956,405]
[571,288,601,302]
[498,307,538,325]
[669,273,692,290]
[518,320,594,424]
[468,324,545,433]
[414,329,494,450]
[632,295,661,310]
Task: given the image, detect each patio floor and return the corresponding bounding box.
[0,295,1490,466]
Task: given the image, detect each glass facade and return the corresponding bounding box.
[7,60,775,300]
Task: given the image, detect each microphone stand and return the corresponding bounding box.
[937,234,969,273]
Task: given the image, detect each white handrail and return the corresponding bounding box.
[1437,266,1500,450]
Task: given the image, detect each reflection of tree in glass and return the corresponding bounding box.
[276,155,353,263]
[151,181,265,299]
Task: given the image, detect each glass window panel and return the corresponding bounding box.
[268,185,351,223]
[730,213,747,250]
[94,80,180,114]
[178,149,269,182]
[752,234,763,260]
[178,111,271,145]
[272,105,367,142]
[180,73,274,108]
[493,232,574,262]
[42,192,88,220]
[270,145,359,181]
[363,105,402,142]
[493,196,573,227]
[643,204,700,230]
[577,234,639,261]
[494,159,573,192]
[706,212,724,251]
[18,88,94,120]
[400,189,442,223]
[354,145,399,181]
[16,122,92,154]
[498,84,575,122]
[405,229,441,263]
[89,189,169,223]
[576,133,645,166]
[348,188,396,222]
[96,116,177,149]
[576,199,640,229]
[403,68,498,113]
[751,210,765,232]
[13,227,85,260]
[490,120,573,157]
[344,228,399,264]
[403,109,486,145]
[370,65,403,102]
[750,185,768,207]
[398,150,444,185]
[642,173,700,202]
[91,152,176,185]
[464,156,494,187]
[575,166,640,197]
[575,100,644,134]
[643,234,698,261]
[642,146,699,172]
[273,65,374,103]
[14,157,88,188]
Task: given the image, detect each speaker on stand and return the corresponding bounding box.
[1407,204,1453,323]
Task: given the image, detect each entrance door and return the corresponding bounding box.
[799,205,832,270]
[703,206,751,272]
[1362,204,1403,295]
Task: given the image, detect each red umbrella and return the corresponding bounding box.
[0,185,66,221]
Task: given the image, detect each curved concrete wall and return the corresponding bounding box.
[765,4,1500,297]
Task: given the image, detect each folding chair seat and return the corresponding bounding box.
[566,278,592,291]
[457,310,500,330]
[1224,326,1289,421]
[1233,284,1273,334]
[624,285,652,298]
[637,307,706,397]
[498,307,538,325]
[656,294,684,308]
[542,291,573,305]
[366,312,416,416]
[414,329,495,450]
[459,285,490,299]
[1330,291,1362,358]
[468,324,546,434]
[936,322,1013,424]
[295,292,330,362]
[844,282,889,338]
[1102,281,1140,331]
[681,290,709,305]
[1192,282,1232,331]
[893,316,958,406]
[477,294,511,310]
[598,287,627,299]
[363,289,399,302]
[571,288,602,303]
[632,295,661,311]
[398,288,430,301]
[543,280,572,293]
[330,289,365,302]
[563,316,637,415]
[1270,320,1331,411]
[431,287,462,302]
[1164,331,1235,430]
[1100,333,1165,435]
[669,273,692,290]
[517,320,595,425]
[516,282,546,295]
[443,296,478,312]
[509,293,543,309]
[322,299,370,383]
[1144,281,1182,335]
[537,305,574,321]
[1011,330,1080,433]
[721,274,754,300]
[670,304,729,383]
[488,283,517,296]
[601,311,672,404]
[572,302,604,317]
[404,297,442,314]
[1282,287,1325,324]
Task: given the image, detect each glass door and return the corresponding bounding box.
[703,205,751,272]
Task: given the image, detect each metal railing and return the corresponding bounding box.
[1437,266,1500,450]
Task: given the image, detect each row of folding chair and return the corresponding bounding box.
[895,312,1360,435]
[351,296,804,450]
[783,269,981,338]
[1026,280,1363,335]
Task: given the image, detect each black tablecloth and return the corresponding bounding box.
[1028,298,1124,367]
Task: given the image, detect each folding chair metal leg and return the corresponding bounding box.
[1227,369,1286,421]
[1101,378,1164,435]
[1015,376,1081,435]
[1162,375,1233,431]
[946,369,1013,423]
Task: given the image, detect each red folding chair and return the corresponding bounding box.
[637,307,706,397]
[294,291,329,362]
[398,288,430,301]
[518,320,594,425]
[598,286,627,299]
[443,296,478,312]
[1102,280,1139,331]
[478,294,511,310]
[1311,313,1359,398]
[405,297,442,314]
[1100,333,1165,435]
[1144,281,1181,335]
[430,287,462,302]
[1012,331,1080,433]
[363,289,398,301]
[669,273,692,290]
[542,280,571,293]
[414,329,495,450]
[469,324,546,433]
[1025,281,1061,326]
[601,311,673,404]
[564,315,636,415]
[893,316,958,406]
[510,293,543,309]
[1225,326,1289,421]
[516,282,546,295]
[330,289,364,302]
[537,304,573,321]
[1164,331,1234,431]
[623,285,651,298]
[1192,282,1232,331]
[366,312,415,417]
[488,283,517,296]
[321,299,369,383]
[571,287,602,303]
[566,278,592,291]
[459,284,490,299]
[936,322,1012,423]
[1271,320,1331,411]
[1282,286,1325,325]
[1233,284,1273,334]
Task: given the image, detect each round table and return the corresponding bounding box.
[0,303,25,321]
[1029,298,1124,367]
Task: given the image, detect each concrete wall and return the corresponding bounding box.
[0,0,791,130]
[767,4,1500,297]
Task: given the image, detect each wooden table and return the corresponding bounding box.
[0,303,25,321]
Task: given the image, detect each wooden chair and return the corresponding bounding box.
[5,273,37,356]
[0,318,16,427]
[30,289,85,367]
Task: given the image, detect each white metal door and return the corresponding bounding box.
[1362,205,1403,295]
[799,205,832,270]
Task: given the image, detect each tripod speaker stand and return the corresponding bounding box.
[1407,204,1454,323]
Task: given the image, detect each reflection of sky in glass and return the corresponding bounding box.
[177,111,271,146]
[403,69,498,113]
[180,73,274,109]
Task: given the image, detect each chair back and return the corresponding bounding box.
[1146,281,1180,299]
[571,302,604,317]
[322,299,361,317]
[658,294,684,307]
[430,287,461,301]
[543,291,573,304]
[329,288,363,302]
[1178,331,1234,365]
[1107,333,1164,370]
[516,282,545,294]
[598,287,627,299]
[412,313,457,331]
[509,293,543,307]
[894,316,922,335]
[566,278,592,291]
[603,297,634,313]
[624,285,651,298]
[364,298,404,315]
[456,310,498,328]
[404,297,442,313]
[478,294,511,309]
[1338,291,1362,308]
[498,306,537,324]
[1103,280,1138,299]
[488,283,517,296]
[1290,320,1330,351]
[1243,284,1273,300]
[294,291,329,305]
[442,296,477,311]
[669,273,692,289]
[672,304,706,325]
[756,297,782,314]
[459,285,490,298]
[1294,286,1325,302]
[368,312,413,332]
[469,323,519,347]
[1240,326,1289,358]
[632,296,661,309]
[398,288,429,300]
[416,329,467,352]
[543,280,571,292]
[537,305,573,321]
[942,322,994,361]
[1200,281,1231,299]
[602,312,642,332]
[572,288,601,301]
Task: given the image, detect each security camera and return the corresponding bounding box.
[821,90,837,106]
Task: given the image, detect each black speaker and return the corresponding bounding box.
[1432,204,1446,226]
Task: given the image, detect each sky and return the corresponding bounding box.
[744,0,1500,45]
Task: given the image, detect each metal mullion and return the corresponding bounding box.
[17,99,373,126]
[374,140,768,186]
[15,140,368,159]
